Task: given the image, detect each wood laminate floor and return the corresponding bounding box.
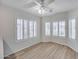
[5,42,78,59]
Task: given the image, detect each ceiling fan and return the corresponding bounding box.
[24,0,55,15]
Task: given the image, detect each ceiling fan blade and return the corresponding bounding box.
[34,0,55,6]
[35,0,43,4]
[44,6,53,12]
[34,0,41,6]
[24,1,37,8]
[45,0,55,5]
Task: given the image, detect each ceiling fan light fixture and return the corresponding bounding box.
[34,0,54,15]
[38,6,53,15]
[38,7,46,15]
[34,6,46,15]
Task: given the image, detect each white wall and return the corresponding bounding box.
[42,9,78,52]
[0,5,41,57]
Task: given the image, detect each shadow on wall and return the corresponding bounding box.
[3,40,17,59]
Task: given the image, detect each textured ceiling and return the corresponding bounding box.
[1,0,78,16]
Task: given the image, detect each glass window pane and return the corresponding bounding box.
[72,19,76,39]
[59,21,65,36]
[34,21,37,37]
[69,19,76,39]
[53,22,58,36]
[17,19,23,40]
[24,20,28,39]
[45,22,51,36]
[29,21,34,38]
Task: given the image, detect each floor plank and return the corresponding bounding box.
[5,42,78,59]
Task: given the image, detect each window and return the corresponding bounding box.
[17,19,37,40]
[24,20,28,39]
[59,21,65,36]
[29,21,34,38]
[34,21,37,37]
[29,21,37,38]
[45,22,51,36]
[53,22,58,36]
[17,19,23,40]
[69,19,76,39]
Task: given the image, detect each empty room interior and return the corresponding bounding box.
[0,0,78,59]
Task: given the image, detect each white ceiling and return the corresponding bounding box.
[1,0,78,16]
